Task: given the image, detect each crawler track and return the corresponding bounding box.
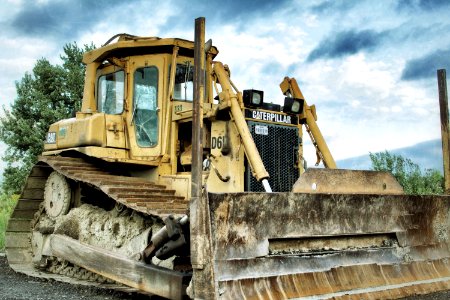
[5,155,189,292]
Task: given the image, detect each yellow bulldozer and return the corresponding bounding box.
[6,18,450,299]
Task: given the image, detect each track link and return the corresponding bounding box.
[39,155,188,217]
[5,155,189,293]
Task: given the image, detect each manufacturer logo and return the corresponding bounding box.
[245,109,298,125]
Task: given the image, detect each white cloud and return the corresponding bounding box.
[0,0,23,21]
[0,36,61,107]
[206,13,309,104]
[340,54,396,98]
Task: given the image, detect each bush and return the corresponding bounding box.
[0,194,18,251]
[370,151,444,195]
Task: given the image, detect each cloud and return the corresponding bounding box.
[310,0,358,14]
[401,49,450,80]
[307,29,389,62]
[397,0,450,11]
[158,0,291,35]
[205,17,307,103]
[219,0,289,16]
[7,0,292,44]
[9,0,127,40]
[191,0,290,20]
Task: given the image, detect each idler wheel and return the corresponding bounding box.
[44,171,71,220]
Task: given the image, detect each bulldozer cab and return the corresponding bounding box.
[94,43,197,160]
[43,37,211,166]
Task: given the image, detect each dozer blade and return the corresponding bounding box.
[205,191,450,299]
[291,168,404,195]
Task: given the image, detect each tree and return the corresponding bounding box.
[0,43,94,194]
[369,151,444,195]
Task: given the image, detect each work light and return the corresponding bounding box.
[283,97,304,114]
[243,89,264,107]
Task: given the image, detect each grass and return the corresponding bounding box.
[0,194,18,251]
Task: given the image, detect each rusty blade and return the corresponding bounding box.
[207,192,450,299]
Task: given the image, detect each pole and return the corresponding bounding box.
[438,69,450,193]
[190,17,217,299]
[191,19,204,231]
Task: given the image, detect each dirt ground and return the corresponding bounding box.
[1,252,450,300]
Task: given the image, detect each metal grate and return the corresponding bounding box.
[245,121,300,192]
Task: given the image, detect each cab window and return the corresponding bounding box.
[173,63,194,101]
[133,67,158,147]
[97,70,124,114]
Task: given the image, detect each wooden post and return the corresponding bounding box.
[190,17,217,299]
[438,69,450,193]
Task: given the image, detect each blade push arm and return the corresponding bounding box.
[212,62,272,192]
[280,77,337,169]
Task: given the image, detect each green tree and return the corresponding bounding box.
[0,43,94,194]
[369,151,444,195]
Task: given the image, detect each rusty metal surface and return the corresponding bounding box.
[208,192,450,299]
[219,261,450,299]
[292,168,404,194]
[49,234,189,300]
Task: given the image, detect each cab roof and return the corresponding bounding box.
[83,34,219,64]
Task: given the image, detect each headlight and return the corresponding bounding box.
[252,93,262,105]
[291,100,301,113]
[283,97,304,115]
[243,89,264,107]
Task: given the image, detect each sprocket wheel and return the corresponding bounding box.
[44,171,71,220]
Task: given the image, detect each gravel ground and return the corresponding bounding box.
[1,252,450,300]
[0,253,156,300]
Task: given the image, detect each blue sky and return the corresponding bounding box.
[0,0,449,168]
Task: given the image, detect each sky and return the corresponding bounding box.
[0,0,450,169]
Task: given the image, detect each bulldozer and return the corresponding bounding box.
[6,18,450,299]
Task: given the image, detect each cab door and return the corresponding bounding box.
[126,55,166,160]
[96,65,127,149]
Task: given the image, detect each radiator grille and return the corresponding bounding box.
[246,121,300,192]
